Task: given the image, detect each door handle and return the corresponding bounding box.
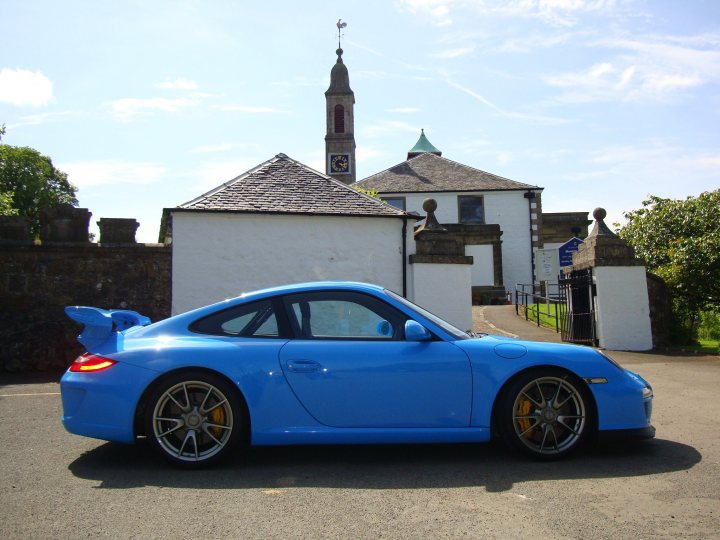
[286,359,322,373]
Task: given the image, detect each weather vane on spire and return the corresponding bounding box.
[336,19,347,49]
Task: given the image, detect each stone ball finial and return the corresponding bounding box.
[336,47,343,57]
[422,198,437,213]
[587,206,617,239]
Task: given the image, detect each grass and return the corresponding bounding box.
[518,303,719,354]
[519,302,565,331]
[670,339,720,355]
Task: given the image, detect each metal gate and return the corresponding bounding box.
[558,268,597,346]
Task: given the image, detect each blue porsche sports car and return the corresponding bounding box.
[61,282,654,467]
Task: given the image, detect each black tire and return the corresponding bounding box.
[144,371,245,468]
[498,368,593,460]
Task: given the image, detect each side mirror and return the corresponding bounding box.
[405,320,432,342]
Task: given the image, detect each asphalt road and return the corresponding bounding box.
[1,346,719,537]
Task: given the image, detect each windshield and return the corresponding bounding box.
[385,289,469,340]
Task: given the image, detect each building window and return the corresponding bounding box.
[334,104,345,133]
[382,197,406,211]
[458,196,484,224]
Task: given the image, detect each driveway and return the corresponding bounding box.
[1,319,718,538]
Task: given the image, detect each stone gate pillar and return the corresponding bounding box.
[569,208,652,351]
[410,199,473,331]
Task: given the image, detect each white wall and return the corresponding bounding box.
[387,191,533,294]
[594,266,653,351]
[465,244,494,286]
[411,263,473,331]
[171,212,406,314]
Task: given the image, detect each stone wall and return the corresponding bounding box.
[0,243,171,373]
[541,212,591,245]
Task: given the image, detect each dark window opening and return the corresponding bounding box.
[382,197,406,211]
[458,196,485,224]
[334,104,345,133]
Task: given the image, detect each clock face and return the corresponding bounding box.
[329,153,350,174]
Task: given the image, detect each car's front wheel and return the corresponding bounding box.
[144,372,244,468]
[498,369,593,459]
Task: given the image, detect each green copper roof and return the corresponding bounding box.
[407,129,441,158]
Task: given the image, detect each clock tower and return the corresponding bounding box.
[325,23,356,184]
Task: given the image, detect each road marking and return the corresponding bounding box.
[0,392,61,397]
[476,307,519,338]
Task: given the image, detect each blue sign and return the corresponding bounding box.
[558,237,584,268]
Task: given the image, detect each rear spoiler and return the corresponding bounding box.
[65,306,151,351]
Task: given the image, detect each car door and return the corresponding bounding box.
[278,291,472,428]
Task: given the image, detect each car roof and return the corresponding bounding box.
[239,281,387,300]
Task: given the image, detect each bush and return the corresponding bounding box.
[699,311,720,341]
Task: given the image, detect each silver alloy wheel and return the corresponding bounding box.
[512,376,586,455]
[151,380,234,462]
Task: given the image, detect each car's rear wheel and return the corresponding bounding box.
[498,369,593,460]
[144,372,244,468]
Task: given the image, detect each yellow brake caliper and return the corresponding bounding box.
[209,406,226,438]
[516,398,534,439]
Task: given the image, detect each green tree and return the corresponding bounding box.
[0,143,78,234]
[619,191,720,343]
[0,190,17,215]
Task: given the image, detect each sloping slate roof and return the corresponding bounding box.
[356,152,541,193]
[179,153,405,218]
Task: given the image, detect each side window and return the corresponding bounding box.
[458,195,484,224]
[381,197,406,211]
[285,292,405,340]
[190,300,280,338]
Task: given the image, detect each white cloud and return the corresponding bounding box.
[396,0,454,26]
[8,110,76,129]
[59,160,167,188]
[479,0,632,27]
[492,31,583,53]
[551,141,720,225]
[108,96,197,120]
[398,0,634,28]
[156,78,198,90]
[586,141,720,197]
[0,68,53,107]
[545,33,720,103]
[446,79,570,124]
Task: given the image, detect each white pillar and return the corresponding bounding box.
[594,266,653,351]
[412,263,473,331]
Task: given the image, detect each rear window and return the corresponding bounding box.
[190,300,279,338]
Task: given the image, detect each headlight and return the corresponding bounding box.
[642,386,653,399]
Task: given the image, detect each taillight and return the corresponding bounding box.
[69,353,117,372]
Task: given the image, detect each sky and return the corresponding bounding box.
[2,0,718,242]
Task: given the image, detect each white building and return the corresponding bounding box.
[165,153,413,314]
[356,131,544,303]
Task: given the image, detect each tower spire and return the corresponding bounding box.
[325,20,356,184]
